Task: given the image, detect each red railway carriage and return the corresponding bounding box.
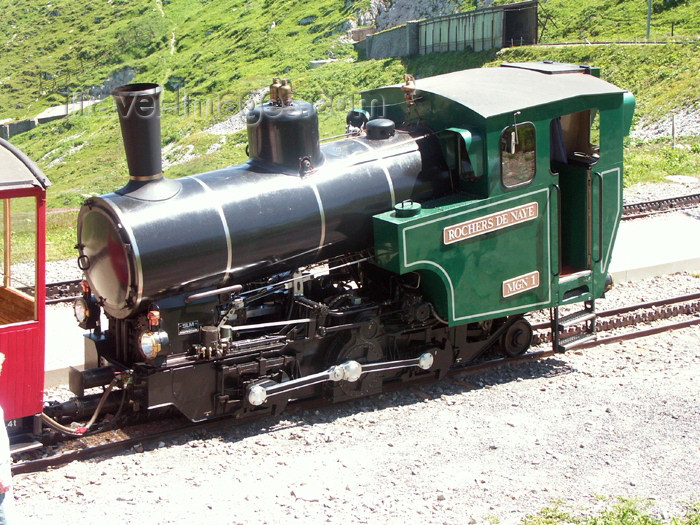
[0,138,49,435]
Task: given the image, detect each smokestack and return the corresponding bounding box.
[112,83,163,181]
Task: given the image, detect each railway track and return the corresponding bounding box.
[18,279,83,305]
[37,194,700,304]
[12,291,700,475]
[621,193,700,220]
[531,291,700,345]
[45,279,83,304]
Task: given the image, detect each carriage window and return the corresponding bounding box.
[501,123,536,188]
[1,197,37,325]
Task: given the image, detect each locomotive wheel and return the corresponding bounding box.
[499,318,533,357]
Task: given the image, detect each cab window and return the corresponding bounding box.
[550,109,600,169]
[500,123,536,188]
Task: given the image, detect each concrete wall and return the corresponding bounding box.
[357,22,418,59]
[0,119,37,140]
[1,101,93,140]
[36,114,65,125]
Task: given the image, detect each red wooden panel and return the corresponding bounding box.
[1,179,47,422]
[0,321,44,421]
[0,188,42,200]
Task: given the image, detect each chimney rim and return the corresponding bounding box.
[112,83,163,98]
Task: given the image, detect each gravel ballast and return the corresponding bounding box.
[10,272,700,525]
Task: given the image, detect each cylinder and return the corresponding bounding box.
[112,83,163,181]
[269,78,281,104]
[201,326,219,348]
[69,365,117,396]
[246,101,323,171]
[278,79,292,105]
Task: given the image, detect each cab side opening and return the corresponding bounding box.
[550,109,600,276]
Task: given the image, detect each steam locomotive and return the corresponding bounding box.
[48,62,634,425]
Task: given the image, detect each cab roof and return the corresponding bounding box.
[0,138,50,192]
[409,62,625,119]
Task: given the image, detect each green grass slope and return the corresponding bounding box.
[2,0,699,259]
[0,0,373,120]
[537,0,700,43]
[482,0,700,42]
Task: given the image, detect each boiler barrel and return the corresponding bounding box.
[77,132,449,319]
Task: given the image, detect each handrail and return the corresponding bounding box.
[593,172,604,264]
[552,184,561,276]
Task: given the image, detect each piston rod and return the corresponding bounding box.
[247,352,435,406]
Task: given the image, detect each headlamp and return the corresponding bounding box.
[138,330,169,361]
[73,295,100,330]
[73,297,88,323]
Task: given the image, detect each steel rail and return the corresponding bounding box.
[12,420,203,475]
[45,278,83,304]
[622,193,700,220]
[531,291,700,331]
[573,317,700,349]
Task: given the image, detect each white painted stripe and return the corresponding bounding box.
[193,178,233,277]
[231,318,312,331]
[309,182,326,258]
[352,139,396,207]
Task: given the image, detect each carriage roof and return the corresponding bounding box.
[0,138,50,192]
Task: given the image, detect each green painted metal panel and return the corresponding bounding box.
[457,17,469,50]
[622,92,636,136]
[475,14,484,51]
[374,188,553,325]
[599,166,623,274]
[442,127,484,178]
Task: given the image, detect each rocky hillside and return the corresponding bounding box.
[360,0,461,30]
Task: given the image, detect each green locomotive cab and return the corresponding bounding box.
[371,62,635,346]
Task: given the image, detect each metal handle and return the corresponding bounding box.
[593,172,603,264]
[77,254,90,271]
[552,184,561,276]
